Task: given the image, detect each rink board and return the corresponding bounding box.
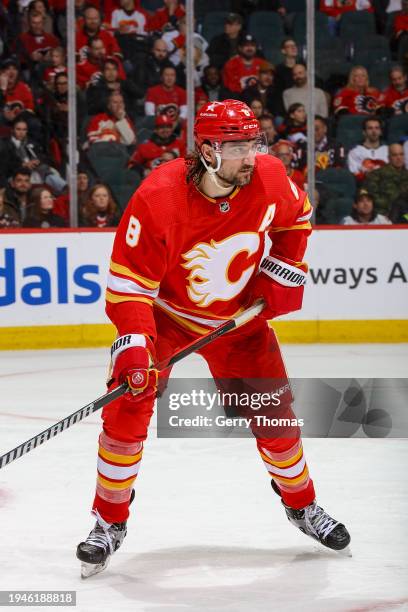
[0,227,407,348]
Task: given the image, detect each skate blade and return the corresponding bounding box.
[80,559,109,579]
[338,544,352,557]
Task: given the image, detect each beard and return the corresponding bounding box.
[216,164,255,186]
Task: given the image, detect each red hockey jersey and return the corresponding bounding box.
[106,155,312,339]
[222,56,264,93]
[333,87,382,115]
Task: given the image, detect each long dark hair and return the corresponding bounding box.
[185,150,207,186]
[28,186,53,221]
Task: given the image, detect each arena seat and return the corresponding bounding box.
[336,115,367,151]
[316,168,357,200]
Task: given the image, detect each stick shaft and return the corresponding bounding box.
[0,301,263,470]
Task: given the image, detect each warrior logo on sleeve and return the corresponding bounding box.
[182,233,260,307]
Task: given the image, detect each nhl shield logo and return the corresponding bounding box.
[219,201,230,213]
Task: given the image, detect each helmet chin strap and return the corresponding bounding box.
[200,153,234,193]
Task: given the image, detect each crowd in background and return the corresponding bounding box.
[1,0,408,229]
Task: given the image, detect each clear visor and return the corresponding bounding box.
[212,133,268,160]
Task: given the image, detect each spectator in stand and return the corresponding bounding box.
[80,183,120,228]
[163,15,208,69]
[362,143,408,215]
[76,38,126,90]
[137,38,174,90]
[223,34,264,94]
[333,66,382,116]
[347,116,388,181]
[42,46,66,90]
[391,0,408,54]
[280,102,307,144]
[110,0,149,36]
[17,10,60,70]
[271,140,305,189]
[145,65,187,120]
[46,72,68,142]
[0,117,66,193]
[22,0,54,34]
[110,0,150,75]
[174,38,209,89]
[195,65,233,104]
[320,0,374,35]
[86,58,141,115]
[53,167,94,223]
[283,64,328,117]
[341,188,391,225]
[207,13,243,70]
[389,188,408,223]
[275,38,301,95]
[148,0,185,33]
[0,187,21,228]
[23,185,66,227]
[249,97,265,119]
[76,6,122,62]
[379,65,408,115]
[0,57,35,130]
[259,113,279,147]
[4,167,32,222]
[86,90,136,147]
[314,115,346,170]
[128,113,185,177]
[242,62,285,118]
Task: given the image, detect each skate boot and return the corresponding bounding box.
[76,489,134,578]
[271,480,351,551]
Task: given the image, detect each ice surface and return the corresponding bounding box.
[0,344,407,612]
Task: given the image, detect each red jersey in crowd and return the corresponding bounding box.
[393,13,408,36]
[222,56,264,93]
[148,4,185,32]
[106,154,312,339]
[379,86,408,114]
[288,168,305,190]
[76,56,126,89]
[18,31,60,58]
[3,81,34,112]
[319,0,373,17]
[86,112,135,144]
[128,136,185,170]
[333,87,382,115]
[76,27,121,61]
[43,65,67,85]
[145,84,187,120]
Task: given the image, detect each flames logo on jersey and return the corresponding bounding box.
[355,95,378,114]
[182,233,260,307]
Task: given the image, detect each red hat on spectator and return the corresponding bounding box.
[155,114,173,127]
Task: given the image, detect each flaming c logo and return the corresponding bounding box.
[182,233,260,307]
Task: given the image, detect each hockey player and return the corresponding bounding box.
[77,100,351,577]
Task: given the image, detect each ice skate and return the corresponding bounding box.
[76,490,134,578]
[271,480,351,552]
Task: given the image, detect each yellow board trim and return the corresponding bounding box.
[0,320,407,350]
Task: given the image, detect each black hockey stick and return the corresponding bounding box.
[0,300,264,470]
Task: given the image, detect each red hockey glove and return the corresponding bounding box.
[110,334,158,401]
[250,254,308,320]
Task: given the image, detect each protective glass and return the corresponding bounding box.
[213,133,269,160]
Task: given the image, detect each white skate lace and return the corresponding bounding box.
[305,503,339,540]
[85,510,114,554]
